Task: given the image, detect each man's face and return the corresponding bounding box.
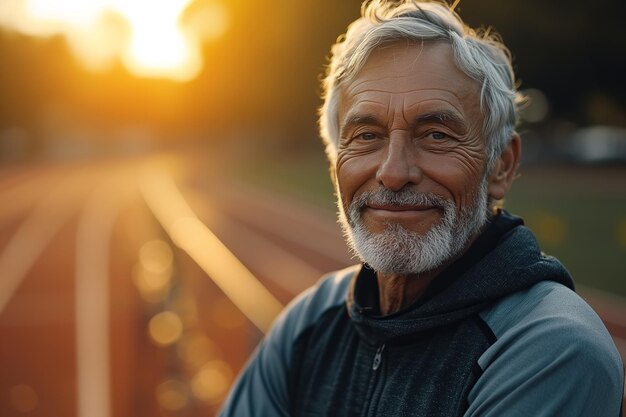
[335,41,491,274]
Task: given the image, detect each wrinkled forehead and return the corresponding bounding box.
[338,41,483,125]
[346,41,479,93]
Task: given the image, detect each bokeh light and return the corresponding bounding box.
[132,263,171,303]
[133,239,174,303]
[155,379,189,411]
[190,360,233,405]
[139,239,174,274]
[177,331,221,369]
[148,311,184,346]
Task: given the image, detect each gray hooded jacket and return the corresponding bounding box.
[220,212,624,417]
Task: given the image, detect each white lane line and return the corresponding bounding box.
[74,175,131,417]
[207,183,353,266]
[182,190,323,294]
[0,177,86,315]
[210,216,323,295]
[139,168,283,334]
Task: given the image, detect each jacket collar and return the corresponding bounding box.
[347,211,574,343]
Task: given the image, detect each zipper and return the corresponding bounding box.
[362,343,386,417]
[372,343,385,370]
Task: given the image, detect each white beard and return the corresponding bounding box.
[337,181,489,275]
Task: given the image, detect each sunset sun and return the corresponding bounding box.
[0,0,228,82]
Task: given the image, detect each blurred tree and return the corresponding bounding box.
[0,0,624,154]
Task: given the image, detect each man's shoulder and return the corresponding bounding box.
[310,264,360,308]
[268,264,359,345]
[481,281,608,337]
[478,280,622,371]
[469,281,624,415]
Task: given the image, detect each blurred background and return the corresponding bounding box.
[0,0,625,416]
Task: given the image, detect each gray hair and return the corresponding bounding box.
[319,0,524,170]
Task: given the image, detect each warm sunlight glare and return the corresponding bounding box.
[117,0,201,81]
[0,0,229,82]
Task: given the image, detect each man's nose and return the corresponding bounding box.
[375,135,422,191]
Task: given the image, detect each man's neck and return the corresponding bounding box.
[375,230,485,315]
[376,269,440,315]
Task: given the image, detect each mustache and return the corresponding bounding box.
[352,188,452,209]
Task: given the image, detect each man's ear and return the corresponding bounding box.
[487,133,521,200]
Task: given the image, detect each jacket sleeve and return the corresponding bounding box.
[466,282,624,417]
[217,327,291,416]
[218,268,355,417]
[217,292,305,417]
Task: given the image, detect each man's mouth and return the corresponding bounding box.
[366,203,436,212]
[363,203,441,220]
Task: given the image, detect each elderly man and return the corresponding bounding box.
[220,1,624,416]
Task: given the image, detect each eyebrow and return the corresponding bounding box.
[340,114,382,136]
[415,111,467,132]
[340,110,468,136]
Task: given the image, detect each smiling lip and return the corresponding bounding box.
[364,204,439,219]
[366,203,436,211]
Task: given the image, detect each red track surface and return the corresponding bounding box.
[0,151,624,416]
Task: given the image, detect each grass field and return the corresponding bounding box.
[235,147,626,297]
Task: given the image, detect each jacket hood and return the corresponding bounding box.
[347,211,575,343]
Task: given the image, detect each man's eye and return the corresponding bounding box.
[357,132,378,141]
[430,131,448,140]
